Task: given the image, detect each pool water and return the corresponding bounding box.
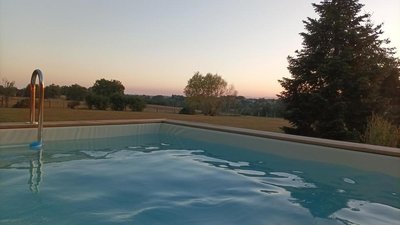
[1,133,399,225]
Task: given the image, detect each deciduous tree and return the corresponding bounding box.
[1,78,17,107]
[64,84,88,101]
[91,79,124,97]
[110,93,126,111]
[125,95,146,112]
[184,72,235,116]
[44,84,62,99]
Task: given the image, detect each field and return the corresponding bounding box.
[0,107,289,133]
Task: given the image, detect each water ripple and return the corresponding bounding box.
[330,200,400,225]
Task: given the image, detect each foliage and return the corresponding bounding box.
[147,95,169,106]
[67,101,80,109]
[184,72,235,116]
[85,94,95,110]
[220,97,285,117]
[20,84,35,97]
[1,78,18,107]
[63,84,88,101]
[85,79,125,111]
[278,0,400,141]
[15,87,26,97]
[363,114,399,147]
[169,95,185,107]
[85,94,109,110]
[379,67,400,126]
[125,95,146,112]
[13,99,30,108]
[91,79,124,97]
[145,95,185,107]
[110,93,126,111]
[179,105,196,115]
[45,84,62,99]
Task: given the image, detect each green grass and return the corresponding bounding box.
[0,108,289,133]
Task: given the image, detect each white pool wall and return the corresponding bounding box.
[1,120,399,177]
[160,123,400,177]
[0,123,160,145]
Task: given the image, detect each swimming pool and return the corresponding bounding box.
[1,122,399,225]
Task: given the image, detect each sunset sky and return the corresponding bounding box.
[1,0,399,98]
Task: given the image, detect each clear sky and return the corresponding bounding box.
[0,0,399,98]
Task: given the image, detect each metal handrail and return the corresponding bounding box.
[30,69,45,145]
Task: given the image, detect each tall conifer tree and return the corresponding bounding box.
[279,0,399,141]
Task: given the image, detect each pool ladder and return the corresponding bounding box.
[29,69,45,148]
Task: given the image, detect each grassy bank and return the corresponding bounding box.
[0,108,288,133]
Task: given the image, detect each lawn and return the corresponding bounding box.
[0,108,289,133]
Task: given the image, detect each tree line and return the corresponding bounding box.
[0,77,285,118]
[0,78,147,111]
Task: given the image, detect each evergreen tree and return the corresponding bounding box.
[279,0,399,141]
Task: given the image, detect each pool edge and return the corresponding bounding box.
[1,119,399,157]
[162,120,400,157]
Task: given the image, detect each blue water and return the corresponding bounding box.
[0,133,399,225]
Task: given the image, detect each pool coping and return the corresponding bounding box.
[1,119,399,157]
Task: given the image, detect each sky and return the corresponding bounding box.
[0,0,399,98]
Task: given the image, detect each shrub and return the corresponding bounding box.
[67,101,80,109]
[110,93,126,111]
[126,96,146,112]
[179,105,196,115]
[85,94,109,110]
[85,94,95,109]
[94,95,109,110]
[13,99,30,108]
[363,114,399,147]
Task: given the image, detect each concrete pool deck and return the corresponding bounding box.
[1,119,399,157]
